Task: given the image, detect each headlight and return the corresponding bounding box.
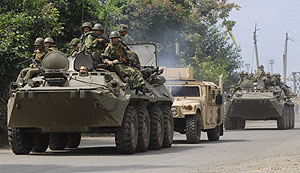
[171,108,178,115]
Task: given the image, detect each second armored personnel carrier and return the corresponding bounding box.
[224,79,295,130]
[163,67,223,143]
[7,43,174,155]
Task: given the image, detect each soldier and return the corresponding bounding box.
[69,38,80,57]
[118,24,141,69]
[104,31,147,91]
[262,72,276,89]
[274,73,294,97]
[44,37,57,51]
[79,65,88,76]
[79,22,93,48]
[92,23,109,48]
[232,71,245,92]
[17,38,48,84]
[84,23,109,65]
[253,65,266,82]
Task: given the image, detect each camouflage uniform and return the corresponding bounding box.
[262,74,276,89]
[17,47,48,82]
[118,24,141,69]
[104,41,144,89]
[85,32,109,65]
[69,38,80,57]
[253,65,266,82]
[274,73,293,97]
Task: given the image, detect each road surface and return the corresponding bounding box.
[0,116,300,173]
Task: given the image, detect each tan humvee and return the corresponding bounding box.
[163,67,223,143]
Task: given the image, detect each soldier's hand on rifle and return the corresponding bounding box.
[106,60,114,67]
[120,57,127,63]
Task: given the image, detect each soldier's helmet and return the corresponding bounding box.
[259,65,264,70]
[92,23,104,31]
[109,31,120,39]
[34,37,45,46]
[275,73,281,77]
[118,24,128,32]
[244,72,248,75]
[239,71,244,75]
[266,72,271,75]
[82,22,92,29]
[70,38,80,46]
[44,37,54,44]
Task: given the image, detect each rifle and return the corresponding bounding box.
[101,55,139,69]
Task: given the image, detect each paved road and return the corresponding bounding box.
[1,116,300,173]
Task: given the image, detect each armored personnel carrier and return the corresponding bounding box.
[224,79,295,130]
[7,43,174,155]
[163,67,224,143]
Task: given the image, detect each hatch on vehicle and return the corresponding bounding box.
[128,43,157,67]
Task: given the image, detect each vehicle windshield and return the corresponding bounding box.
[171,86,200,97]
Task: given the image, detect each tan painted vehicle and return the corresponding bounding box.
[163,67,223,143]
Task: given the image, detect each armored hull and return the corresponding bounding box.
[8,43,174,154]
[224,89,295,130]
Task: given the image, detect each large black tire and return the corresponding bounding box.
[66,133,81,148]
[277,106,288,130]
[224,117,237,130]
[8,128,33,155]
[49,133,67,150]
[148,105,164,150]
[162,105,174,148]
[186,113,201,144]
[236,118,246,129]
[207,125,221,141]
[290,107,295,129]
[136,106,150,152]
[32,133,49,152]
[115,105,138,154]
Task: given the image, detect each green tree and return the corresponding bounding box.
[0,1,63,146]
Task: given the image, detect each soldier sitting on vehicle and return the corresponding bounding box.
[16,38,48,85]
[44,37,58,51]
[253,65,266,82]
[274,73,294,97]
[84,23,109,65]
[262,72,276,89]
[103,31,149,93]
[69,38,80,57]
[232,71,245,93]
[78,22,93,49]
[118,24,141,69]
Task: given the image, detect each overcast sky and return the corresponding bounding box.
[228,0,300,80]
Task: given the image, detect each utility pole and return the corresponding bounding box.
[268,59,274,74]
[253,23,260,70]
[245,63,250,74]
[283,32,288,83]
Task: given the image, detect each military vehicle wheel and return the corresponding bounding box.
[148,105,164,150]
[66,133,81,148]
[162,105,174,148]
[224,117,237,130]
[32,133,49,152]
[186,113,201,143]
[49,133,67,150]
[290,107,295,129]
[236,118,245,129]
[277,106,289,130]
[207,125,220,141]
[8,128,33,155]
[136,106,150,152]
[115,105,138,154]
